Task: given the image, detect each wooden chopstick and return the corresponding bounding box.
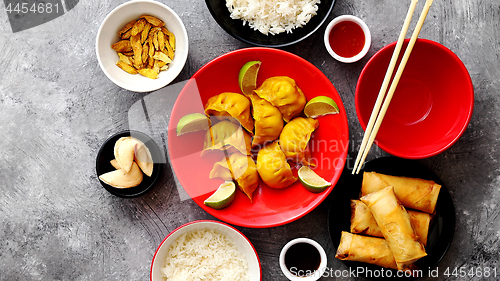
[353,0,434,174]
[352,0,419,174]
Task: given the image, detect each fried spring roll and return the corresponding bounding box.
[361,172,441,214]
[350,200,432,246]
[360,186,427,271]
[336,231,398,270]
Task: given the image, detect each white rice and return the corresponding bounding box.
[226,0,320,35]
[160,229,250,281]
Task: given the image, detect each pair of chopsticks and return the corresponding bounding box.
[352,0,434,174]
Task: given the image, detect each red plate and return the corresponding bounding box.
[168,47,349,228]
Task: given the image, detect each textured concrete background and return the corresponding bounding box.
[1,0,499,280]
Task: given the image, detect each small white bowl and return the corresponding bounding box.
[150,220,261,281]
[279,238,327,281]
[96,0,188,92]
[324,15,371,63]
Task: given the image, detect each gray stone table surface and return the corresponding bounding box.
[1,0,499,280]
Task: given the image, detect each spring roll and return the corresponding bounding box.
[350,200,432,246]
[362,172,441,214]
[350,199,384,237]
[336,231,398,270]
[360,186,427,271]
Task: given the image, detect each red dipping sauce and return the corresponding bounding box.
[329,21,365,58]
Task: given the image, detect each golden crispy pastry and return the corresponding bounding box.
[204,92,254,134]
[201,120,252,157]
[209,152,259,202]
[279,117,318,166]
[256,142,297,189]
[249,94,283,147]
[254,76,306,123]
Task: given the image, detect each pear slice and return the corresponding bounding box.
[99,161,143,189]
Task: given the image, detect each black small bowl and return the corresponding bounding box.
[205,0,336,47]
[96,130,163,198]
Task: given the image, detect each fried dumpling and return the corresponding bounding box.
[256,142,297,189]
[204,92,254,134]
[201,120,252,157]
[254,76,306,123]
[99,161,143,188]
[279,117,319,166]
[249,94,284,147]
[209,152,259,202]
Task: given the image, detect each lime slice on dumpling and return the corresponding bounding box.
[238,61,262,96]
[176,113,211,136]
[298,166,332,193]
[304,96,339,118]
[204,181,237,210]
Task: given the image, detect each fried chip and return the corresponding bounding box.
[158,31,166,53]
[141,22,152,44]
[111,40,132,53]
[148,56,154,68]
[137,69,159,79]
[140,15,165,27]
[142,43,149,64]
[131,18,147,36]
[121,29,132,40]
[116,61,138,74]
[118,19,136,37]
[164,40,175,60]
[152,59,160,74]
[153,51,172,64]
[130,33,143,68]
[153,31,159,50]
[118,53,133,66]
[162,27,176,51]
[157,60,167,68]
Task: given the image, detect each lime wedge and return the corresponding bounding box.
[304,96,340,118]
[238,61,262,96]
[298,166,332,193]
[176,113,211,136]
[204,181,237,210]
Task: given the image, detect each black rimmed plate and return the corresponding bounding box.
[96,130,163,198]
[328,157,455,280]
[205,0,336,47]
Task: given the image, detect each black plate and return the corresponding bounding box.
[205,0,335,47]
[328,157,455,280]
[96,130,163,198]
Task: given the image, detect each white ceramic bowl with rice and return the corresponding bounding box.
[96,0,188,92]
[150,220,261,281]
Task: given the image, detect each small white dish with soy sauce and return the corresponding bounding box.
[279,238,328,280]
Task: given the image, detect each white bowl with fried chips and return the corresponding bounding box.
[96,0,188,92]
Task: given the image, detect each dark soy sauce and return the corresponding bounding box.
[284,242,321,277]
